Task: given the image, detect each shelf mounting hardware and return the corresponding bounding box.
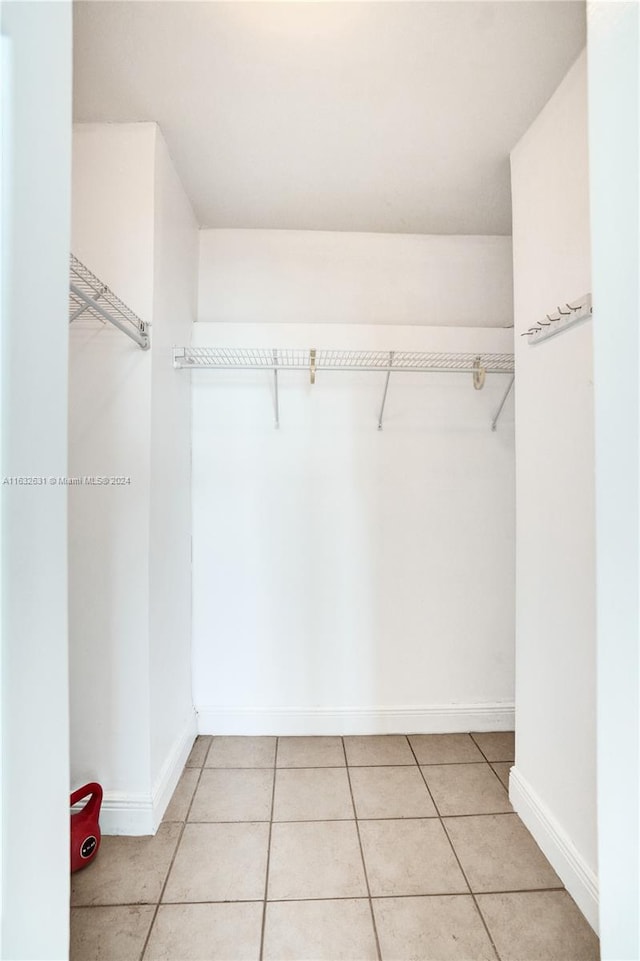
[69,254,150,350]
[310,348,317,385]
[378,351,394,430]
[491,374,515,432]
[522,294,592,346]
[273,349,280,429]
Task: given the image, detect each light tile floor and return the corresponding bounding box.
[70,733,600,961]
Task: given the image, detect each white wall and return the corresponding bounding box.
[199,229,513,327]
[70,123,155,804]
[149,131,198,793]
[69,123,197,833]
[588,3,640,957]
[0,3,71,958]
[509,52,597,929]
[192,231,516,735]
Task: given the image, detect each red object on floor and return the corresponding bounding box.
[70,782,103,873]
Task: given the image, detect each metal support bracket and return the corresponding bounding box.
[491,374,515,432]
[69,285,107,324]
[273,349,280,429]
[378,352,394,430]
[70,281,150,350]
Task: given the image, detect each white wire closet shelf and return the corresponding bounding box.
[173,346,514,373]
[174,346,515,432]
[69,254,150,350]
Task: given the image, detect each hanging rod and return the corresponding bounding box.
[69,254,150,350]
[174,346,514,431]
[521,293,592,346]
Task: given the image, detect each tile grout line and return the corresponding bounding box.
[341,736,383,961]
[78,884,568,910]
[468,734,513,796]
[175,811,518,825]
[406,736,503,961]
[259,736,278,961]
[138,737,212,961]
[188,760,513,770]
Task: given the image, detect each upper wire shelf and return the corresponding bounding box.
[69,254,150,350]
[174,346,515,431]
[173,347,514,374]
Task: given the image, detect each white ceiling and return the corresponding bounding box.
[73,1,585,235]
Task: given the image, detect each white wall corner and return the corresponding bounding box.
[151,712,198,831]
[81,713,197,836]
[509,766,599,933]
[196,703,515,737]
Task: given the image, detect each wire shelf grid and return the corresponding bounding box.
[69,255,150,349]
[173,346,514,374]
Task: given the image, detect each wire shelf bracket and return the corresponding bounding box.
[69,255,150,350]
[173,346,515,431]
[522,294,592,346]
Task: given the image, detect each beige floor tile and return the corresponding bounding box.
[163,768,200,821]
[163,822,269,902]
[277,736,345,767]
[422,764,513,816]
[344,735,415,766]
[477,891,600,960]
[273,767,353,821]
[206,736,276,768]
[350,766,437,819]
[491,762,511,790]
[471,732,515,762]
[359,819,468,897]
[444,814,561,893]
[373,895,498,961]
[188,768,274,822]
[70,905,155,961]
[186,736,211,768]
[268,820,367,900]
[71,823,181,906]
[263,899,378,961]
[409,734,484,765]
[144,902,263,961]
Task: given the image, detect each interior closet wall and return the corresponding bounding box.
[69,122,197,834]
[509,52,597,929]
[192,230,516,735]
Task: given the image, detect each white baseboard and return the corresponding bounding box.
[509,766,599,933]
[73,712,198,837]
[151,711,198,831]
[196,703,515,736]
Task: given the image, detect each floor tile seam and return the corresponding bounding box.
[468,732,514,768]
[341,736,383,961]
[73,884,568,911]
[259,736,279,961]
[138,753,209,960]
[196,761,511,770]
[406,734,504,961]
[179,812,520,826]
[487,762,513,796]
[466,735,514,795]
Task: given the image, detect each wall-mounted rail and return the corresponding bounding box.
[521,294,592,346]
[174,346,515,431]
[69,254,150,350]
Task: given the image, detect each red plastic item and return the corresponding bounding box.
[70,783,103,873]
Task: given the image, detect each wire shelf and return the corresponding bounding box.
[69,255,150,350]
[173,346,515,374]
